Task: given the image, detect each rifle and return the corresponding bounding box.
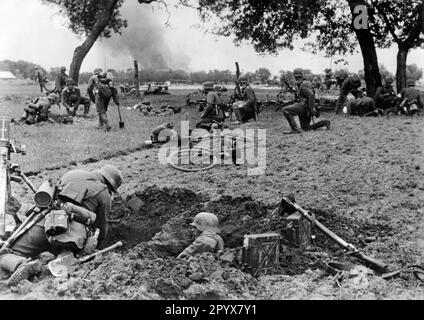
[234,62,242,100]
[277,197,388,273]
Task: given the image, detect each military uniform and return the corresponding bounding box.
[20,97,53,124]
[282,80,330,132]
[35,69,48,93]
[61,86,91,116]
[335,76,362,114]
[233,85,257,123]
[88,76,119,131]
[0,169,112,280]
[55,71,69,98]
[346,97,378,117]
[400,86,424,110]
[197,91,226,128]
[87,74,100,104]
[374,83,397,110]
[177,230,224,259]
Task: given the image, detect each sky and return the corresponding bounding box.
[0,0,423,76]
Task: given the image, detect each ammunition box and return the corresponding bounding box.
[240,233,281,277]
[282,212,311,250]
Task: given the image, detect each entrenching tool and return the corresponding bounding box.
[117,104,125,129]
[48,241,123,277]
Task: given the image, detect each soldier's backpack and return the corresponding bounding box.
[97,80,113,99]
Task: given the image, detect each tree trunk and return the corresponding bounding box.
[396,46,410,93]
[69,0,119,83]
[134,60,141,97]
[348,1,382,97]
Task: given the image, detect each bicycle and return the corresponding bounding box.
[167,120,254,172]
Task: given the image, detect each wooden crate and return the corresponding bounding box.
[282,212,311,250]
[241,233,281,277]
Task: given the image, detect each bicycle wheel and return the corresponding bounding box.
[168,148,218,172]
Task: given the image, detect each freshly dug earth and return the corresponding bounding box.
[1,110,424,300]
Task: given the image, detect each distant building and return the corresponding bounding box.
[0,71,17,80]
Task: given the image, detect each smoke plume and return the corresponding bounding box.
[101,0,190,70]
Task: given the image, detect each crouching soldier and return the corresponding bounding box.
[196,85,227,129]
[232,75,257,125]
[399,79,424,115]
[282,68,331,134]
[0,164,123,286]
[151,122,175,143]
[335,74,362,114]
[18,93,60,125]
[177,212,224,259]
[62,79,91,116]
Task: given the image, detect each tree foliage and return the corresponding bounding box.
[255,68,271,83]
[406,63,423,81]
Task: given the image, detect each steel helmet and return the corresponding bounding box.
[190,212,220,232]
[238,74,249,85]
[60,66,66,72]
[293,68,304,79]
[99,72,108,78]
[407,79,416,87]
[350,75,361,87]
[47,93,59,102]
[94,68,103,75]
[94,165,123,192]
[385,76,394,83]
[66,79,75,86]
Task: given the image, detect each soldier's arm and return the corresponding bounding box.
[374,87,383,100]
[112,87,120,105]
[73,88,82,107]
[177,235,217,259]
[62,202,96,224]
[301,86,315,111]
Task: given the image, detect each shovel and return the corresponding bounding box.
[48,241,123,277]
[117,104,125,129]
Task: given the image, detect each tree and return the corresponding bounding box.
[371,0,424,91]
[42,0,160,82]
[406,63,423,81]
[255,68,271,84]
[198,0,383,96]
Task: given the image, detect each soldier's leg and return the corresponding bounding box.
[310,119,331,130]
[82,97,91,115]
[96,95,105,128]
[282,103,304,131]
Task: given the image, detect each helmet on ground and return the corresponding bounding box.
[94,165,123,192]
[293,68,304,79]
[94,68,103,75]
[66,79,75,86]
[190,212,220,232]
[47,93,59,102]
[385,76,394,83]
[60,66,66,72]
[407,79,416,87]
[238,74,249,85]
[350,75,361,87]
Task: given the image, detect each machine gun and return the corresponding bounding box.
[277,196,388,273]
[0,116,35,239]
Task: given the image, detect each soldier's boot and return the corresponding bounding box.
[283,111,302,134]
[310,120,331,131]
[7,259,42,287]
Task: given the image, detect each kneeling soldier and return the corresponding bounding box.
[282,68,331,134]
[62,79,91,116]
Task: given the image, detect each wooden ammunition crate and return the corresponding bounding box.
[282,212,311,250]
[240,233,281,277]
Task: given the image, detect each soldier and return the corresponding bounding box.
[232,75,257,125]
[34,68,49,93]
[18,93,60,125]
[374,76,398,110]
[55,66,69,98]
[0,165,123,286]
[399,79,424,114]
[345,94,379,117]
[335,75,362,114]
[151,122,175,143]
[88,72,120,131]
[61,79,91,116]
[177,212,224,259]
[196,85,227,129]
[87,68,103,104]
[282,68,331,134]
[312,76,323,91]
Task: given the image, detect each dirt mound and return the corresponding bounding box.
[105,185,205,247]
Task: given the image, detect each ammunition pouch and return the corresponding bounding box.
[45,210,70,237]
